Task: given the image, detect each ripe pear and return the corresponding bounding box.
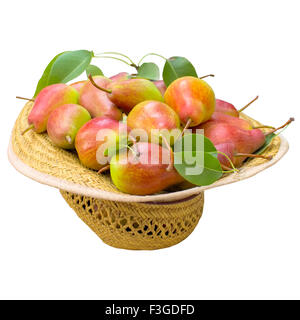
[214,96,259,118]
[109,72,130,82]
[70,80,87,94]
[75,117,129,170]
[215,99,239,117]
[79,76,122,120]
[47,104,91,149]
[203,122,266,167]
[110,142,183,195]
[197,112,253,131]
[153,80,167,96]
[127,100,181,144]
[164,76,215,127]
[27,84,79,133]
[90,77,164,113]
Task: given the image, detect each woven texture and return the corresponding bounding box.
[60,190,204,250]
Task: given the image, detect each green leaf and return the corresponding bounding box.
[47,50,93,85]
[255,121,292,155]
[173,133,222,186]
[86,64,103,77]
[163,56,198,87]
[34,51,67,97]
[34,50,93,96]
[255,133,275,155]
[174,133,218,157]
[137,62,160,80]
[174,151,222,186]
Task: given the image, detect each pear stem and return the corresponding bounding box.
[21,124,34,135]
[265,117,295,136]
[179,118,192,139]
[127,145,140,158]
[199,74,215,80]
[88,74,112,94]
[253,125,275,130]
[217,151,239,172]
[235,153,273,161]
[128,134,137,144]
[98,165,110,174]
[94,52,135,66]
[160,135,173,172]
[93,55,133,68]
[16,96,35,102]
[221,164,236,172]
[238,95,259,113]
[138,53,167,66]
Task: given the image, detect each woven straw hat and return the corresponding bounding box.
[7,102,289,250]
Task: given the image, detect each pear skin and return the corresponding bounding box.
[28,84,79,133]
[110,142,183,195]
[153,80,167,96]
[195,112,253,132]
[79,76,122,120]
[70,80,87,95]
[109,72,130,82]
[127,100,180,144]
[75,117,129,170]
[215,99,239,117]
[203,122,266,167]
[164,76,215,126]
[107,79,164,113]
[47,104,91,149]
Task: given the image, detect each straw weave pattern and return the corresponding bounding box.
[60,191,204,250]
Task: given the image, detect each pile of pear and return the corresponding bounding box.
[23,73,278,195]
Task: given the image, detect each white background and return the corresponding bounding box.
[1,0,299,300]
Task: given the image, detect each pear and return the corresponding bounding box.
[109,72,130,82]
[214,96,259,117]
[79,76,122,120]
[215,99,239,117]
[26,84,79,134]
[75,117,129,170]
[89,76,164,113]
[127,100,181,144]
[70,80,87,95]
[47,104,91,149]
[110,142,183,195]
[196,112,253,131]
[164,76,215,127]
[203,122,267,167]
[153,80,167,96]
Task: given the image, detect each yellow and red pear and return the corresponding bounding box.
[215,99,239,117]
[127,100,180,144]
[27,83,79,133]
[109,72,130,82]
[164,76,215,127]
[70,80,87,95]
[110,142,183,195]
[89,76,164,114]
[196,112,253,131]
[75,117,129,170]
[203,122,266,167]
[79,76,122,120]
[47,104,91,149]
[214,96,259,118]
